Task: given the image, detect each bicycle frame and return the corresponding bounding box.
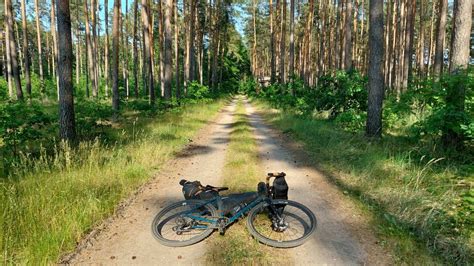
[184,195,270,228]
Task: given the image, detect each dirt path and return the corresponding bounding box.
[67,99,237,265]
[244,98,391,265]
[67,97,390,265]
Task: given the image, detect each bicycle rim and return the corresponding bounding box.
[247,199,317,248]
[152,200,217,247]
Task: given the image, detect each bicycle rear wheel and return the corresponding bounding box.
[152,200,217,247]
[246,199,316,248]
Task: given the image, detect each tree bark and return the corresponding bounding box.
[57,0,76,141]
[5,15,14,99]
[174,0,180,98]
[83,0,96,98]
[122,0,130,98]
[35,0,45,85]
[5,0,23,100]
[442,0,472,146]
[91,0,99,97]
[142,0,155,104]
[20,0,31,96]
[433,0,447,76]
[270,0,276,83]
[344,0,353,70]
[279,0,286,84]
[366,0,384,137]
[133,0,139,97]
[417,0,425,75]
[289,0,295,87]
[185,0,196,87]
[252,0,258,77]
[112,0,121,111]
[51,0,60,99]
[163,0,172,100]
[105,0,110,96]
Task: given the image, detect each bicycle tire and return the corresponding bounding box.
[151,199,217,247]
[246,199,317,248]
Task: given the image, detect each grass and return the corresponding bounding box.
[0,98,227,264]
[206,97,289,265]
[253,99,472,264]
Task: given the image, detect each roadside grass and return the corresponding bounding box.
[0,99,226,264]
[253,99,472,264]
[206,98,289,264]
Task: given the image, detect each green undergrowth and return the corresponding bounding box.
[206,98,289,265]
[0,98,227,264]
[254,99,472,264]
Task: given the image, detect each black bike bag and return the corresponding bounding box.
[180,180,218,200]
[272,176,288,200]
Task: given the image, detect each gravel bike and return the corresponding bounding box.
[151,172,317,248]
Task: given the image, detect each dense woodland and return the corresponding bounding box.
[0,0,472,263]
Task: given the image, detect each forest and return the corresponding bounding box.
[0,0,472,264]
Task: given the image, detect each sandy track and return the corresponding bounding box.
[244,99,391,265]
[67,97,390,265]
[67,99,237,265]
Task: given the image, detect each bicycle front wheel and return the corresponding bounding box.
[246,199,317,248]
[152,200,217,247]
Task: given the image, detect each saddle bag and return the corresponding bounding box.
[180,180,218,200]
[272,176,288,200]
[272,175,288,215]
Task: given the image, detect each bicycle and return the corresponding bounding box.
[151,172,317,248]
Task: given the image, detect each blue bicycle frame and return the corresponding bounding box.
[184,195,269,229]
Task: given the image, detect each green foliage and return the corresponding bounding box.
[252,70,368,128]
[186,81,211,99]
[0,98,226,264]
[408,73,473,146]
[314,70,368,115]
[0,102,56,175]
[255,100,472,264]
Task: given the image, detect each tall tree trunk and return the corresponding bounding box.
[366,0,384,137]
[122,0,130,98]
[51,0,60,99]
[105,0,110,96]
[91,0,99,97]
[57,0,76,141]
[443,0,472,146]
[252,0,258,77]
[427,0,436,72]
[433,0,447,76]
[20,0,31,96]
[174,0,180,98]
[289,0,295,88]
[84,0,96,98]
[158,0,165,97]
[142,0,155,105]
[270,0,276,83]
[279,0,286,84]
[344,0,353,70]
[417,0,425,75]
[185,0,196,87]
[163,0,172,100]
[5,0,23,100]
[5,15,13,99]
[112,0,121,111]
[133,0,139,97]
[35,0,44,86]
[406,0,416,85]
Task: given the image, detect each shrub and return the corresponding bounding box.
[187,82,211,99]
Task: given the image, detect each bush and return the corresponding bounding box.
[187,82,211,99]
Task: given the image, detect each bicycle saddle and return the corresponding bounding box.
[205,184,229,192]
